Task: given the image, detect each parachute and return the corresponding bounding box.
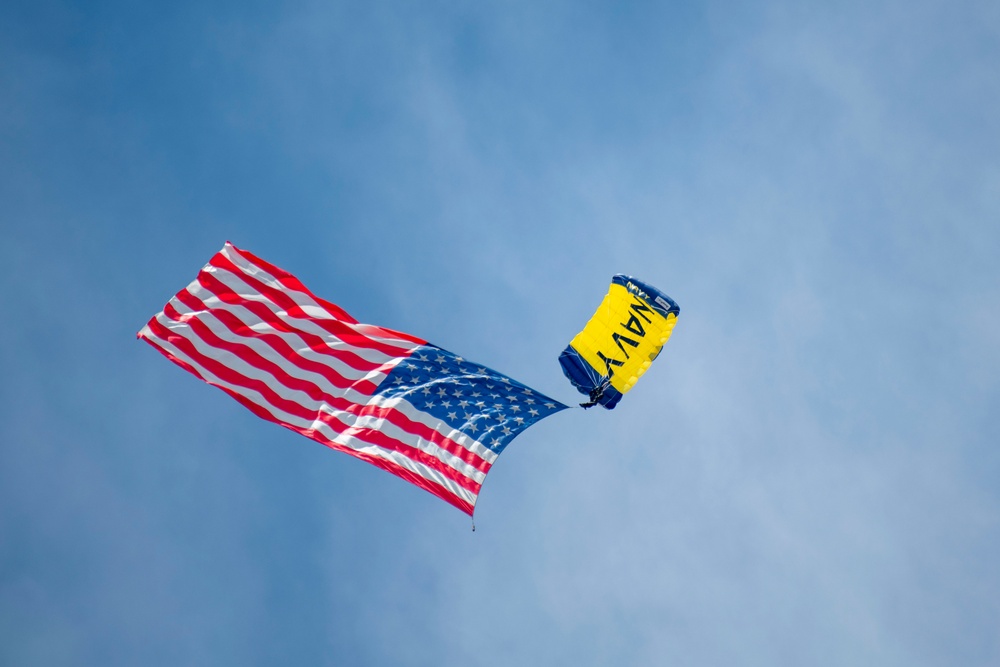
[559,275,679,409]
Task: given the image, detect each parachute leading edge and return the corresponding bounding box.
[559,275,679,409]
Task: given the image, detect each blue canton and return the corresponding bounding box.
[375,345,568,455]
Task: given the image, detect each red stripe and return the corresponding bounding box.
[144,318,484,493]
[141,333,283,421]
[349,402,493,475]
[170,290,380,394]
[193,270,385,373]
[226,243,359,324]
[161,302,378,399]
[208,252,421,357]
[349,323,427,347]
[226,245,426,347]
[308,410,485,491]
[302,426,476,515]
[146,316,331,422]
[139,330,210,385]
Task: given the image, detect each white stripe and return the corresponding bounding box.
[150,313,490,482]
[349,323,427,350]
[223,243,423,351]
[221,244,419,353]
[341,404,487,484]
[198,265,412,366]
[168,290,391,387]
[220,244,344,319]
[368,395,498,464]
[142,328,479,506]
[221,243,413,349]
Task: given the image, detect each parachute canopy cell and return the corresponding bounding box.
[559,275,679,409]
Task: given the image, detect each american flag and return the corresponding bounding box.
[138,242,567,515]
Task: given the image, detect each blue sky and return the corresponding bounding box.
[2,0,998,664]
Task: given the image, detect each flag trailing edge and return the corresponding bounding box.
[138,242,567,515]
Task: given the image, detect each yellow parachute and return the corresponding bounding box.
[559,275,679,408]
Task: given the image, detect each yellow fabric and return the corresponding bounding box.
[569,283,678,394]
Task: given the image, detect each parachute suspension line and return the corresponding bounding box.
[580,378,611,409]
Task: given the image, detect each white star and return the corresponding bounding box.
[393,377,405,385]
[436,355,447,364]
[422,386,432,395]
[491,438,502,447]
[493,403,504,410]
[502,426,512,435]
[452,389,463,397]
[464,412,474,420]
[510,405,521,413]
[500,377,510,384]
[524,398,535,404]
[441,400,451,408]
[448,411,458,420]
[471,391,481,398]
[545,402,556,409]
[426,401,436,409]
[529,408,539,417]
[459,400,469,408]
[508,395,518,402]
[417,353,429,361]
[454,356,464,363]
[523,388,533,394]
[514,417,524,424]
[475,401,485,408]
[437,388,448,397]
[467,422,478,433]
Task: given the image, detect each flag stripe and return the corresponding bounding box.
[159,303,379,405]
[169,290,387,391]
[209,251,418,357]
[219,244,363,327]
[196,266,401,368]
[223,243,360,325]
[191,272,389,372]
[224,244,427,348]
